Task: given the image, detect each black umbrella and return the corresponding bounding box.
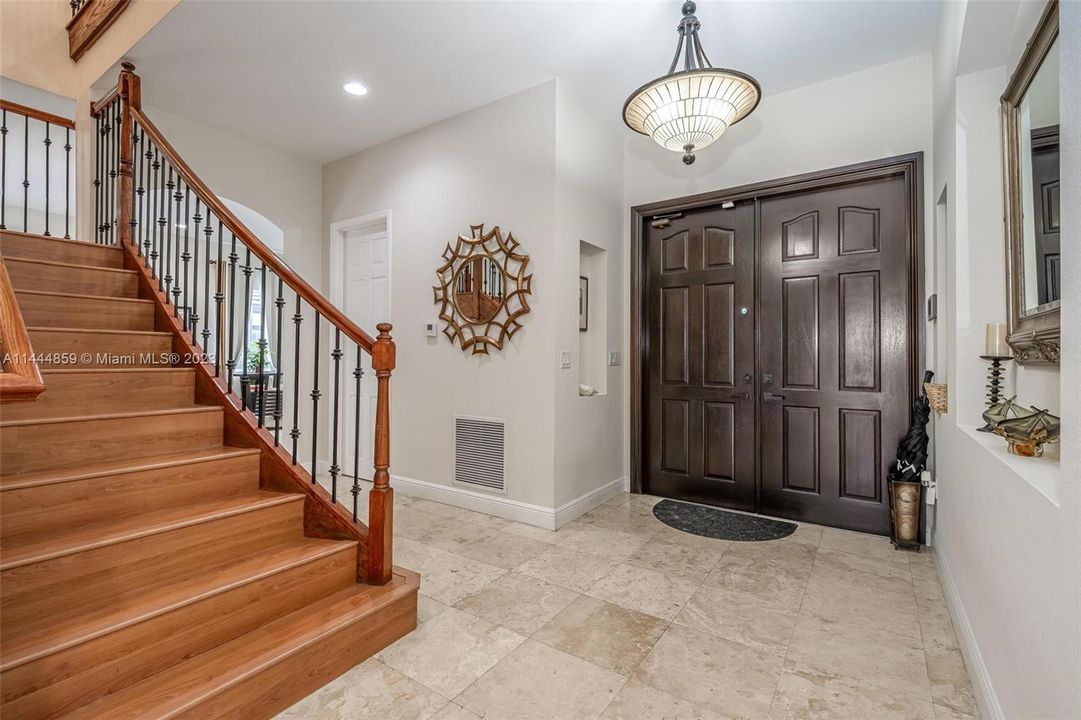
[888,370,934,483]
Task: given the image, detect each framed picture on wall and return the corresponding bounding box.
[579,276,589,331]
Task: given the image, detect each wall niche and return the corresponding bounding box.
[578,240,607,396]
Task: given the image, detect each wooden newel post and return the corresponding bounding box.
[368,322,396,585]
[116,61,140,250]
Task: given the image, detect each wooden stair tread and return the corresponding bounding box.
[0,491,302,571]
[0,232,125,268]
[62,571,419,720]
[0,446,257,492]
[1,257,137,276]
[0,405,219,429]
[0,537,357,671]
[26,326,172,337]
[14,289,152,305]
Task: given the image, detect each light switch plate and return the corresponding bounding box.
[560,351,572,369]
[608,351,621,367]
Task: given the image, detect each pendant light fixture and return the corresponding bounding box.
[623,1,761,165]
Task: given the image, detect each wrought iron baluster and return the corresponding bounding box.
[241,247,252,411]
[135,128,145,258]
[214,222,224,377]
[201,220,214,356]
[182,195,196,324]
[151,146,161,284]
[22,113,28,232]
[330,328,342,502]
[64,126,71,238]
[164,167,175,300]
[226,233,239,390]
[310,313,321,484]
[192,203,208,342]
[352,345,363,522]
[108,103,118,243]
[290,295,303,464]
[127,126,137,246]
[1,109,6,230]
[43,122,51,236]
[142,136,152,265]
[257,262,268,428]
[274,276,285,445]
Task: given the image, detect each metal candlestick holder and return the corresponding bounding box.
[977,355,1012,432]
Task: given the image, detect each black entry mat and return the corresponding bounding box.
[652,500,797,541]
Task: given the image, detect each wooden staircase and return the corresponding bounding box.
[0,231,418,719]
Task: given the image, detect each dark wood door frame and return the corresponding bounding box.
[630,152,925,499]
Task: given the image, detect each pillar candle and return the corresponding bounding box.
[984,323,1010,357]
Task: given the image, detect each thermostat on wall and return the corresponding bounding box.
[425,322,439,337]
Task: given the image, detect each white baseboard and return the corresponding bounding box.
[553,477,628,529]
[936,550,1004,720]
[388,473,628,531]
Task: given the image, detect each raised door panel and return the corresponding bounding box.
[839,408,881,501]
[838,207,880,255]
[782,276,819,389]
[782,406,820,493]
[704,227,735,268]
[782,212,819,261]
[661,400,690,474]
[662,231,689,273]
[703,282,734,387]
[839,271,880,391]
[661,287,689,385]
[703,401,735,481]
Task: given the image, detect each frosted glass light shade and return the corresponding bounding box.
[623,68,760,155]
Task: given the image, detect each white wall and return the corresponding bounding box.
[323,81,560,512]
[554,83,626,507]
[930,2,1078,718]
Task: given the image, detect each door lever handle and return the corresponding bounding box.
[730,392,752,401]
[763,391,786,402]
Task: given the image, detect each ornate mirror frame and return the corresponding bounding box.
[1001,0,1059,364]
[433,224,533,355]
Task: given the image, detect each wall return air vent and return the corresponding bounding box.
[454,416,506,492]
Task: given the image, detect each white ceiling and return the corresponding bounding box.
[104,0,942,164]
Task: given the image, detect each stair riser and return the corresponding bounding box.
[1,453,260,541]
[5,259,138,298]
[0,546,356,720]
[1,499,304,624]
[28,329,172,369]
[0,409,223,475]
[15,292,155,331]
[0,233,125,269]
[179,589,418,720]
[0,370,195,421]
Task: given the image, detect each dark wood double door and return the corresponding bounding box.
[643,165,916,535]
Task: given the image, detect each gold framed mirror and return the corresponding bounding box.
[1001,0,1060,364]
[433,224,533,355]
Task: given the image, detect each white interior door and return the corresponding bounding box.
[339,226,389,482]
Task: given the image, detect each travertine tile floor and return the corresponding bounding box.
[277,491,979,720]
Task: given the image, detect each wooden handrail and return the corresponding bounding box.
[90,87,120,118]
[126,106,377,354]
[0,260,45,403]
[0,100,75,130]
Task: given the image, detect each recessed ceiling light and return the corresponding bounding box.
[343,82,368,96]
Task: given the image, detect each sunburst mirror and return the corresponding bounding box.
[433,224,533,355]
